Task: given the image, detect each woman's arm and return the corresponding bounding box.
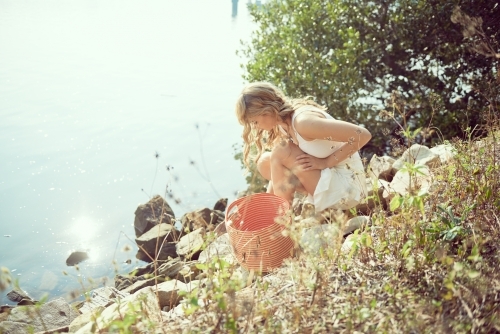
[294,113,371,170]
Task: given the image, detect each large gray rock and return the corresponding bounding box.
[74,287,162,334]
[69,306,104,333]
[135,223,179,262]
[176,228,205,260]
[134,195,175,237]
[393,144,441,170]
[78,286,129,314]
[0,321,31,334]
[390,165,433,197]
[5,297,78,333]
[430,143,456,163]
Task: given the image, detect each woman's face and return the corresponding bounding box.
[247,113,277,131]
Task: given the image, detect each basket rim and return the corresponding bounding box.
[225,193,291,234]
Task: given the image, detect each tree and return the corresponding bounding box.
[239,0,499,156]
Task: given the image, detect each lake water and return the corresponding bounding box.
[0,0,258,304]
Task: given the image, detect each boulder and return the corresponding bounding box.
[355,179,386,214]
[135,241,177,263]
[69,306,105,333]
[6,288,32,303]
[122,277,161,294]
[134,195,175,237]
[5,297,78,333]
[0,321,31,334]
[176,228,205,260]
[392,144,441,170]
[151,279,189,311]
[367,154,396,182]
[213,198,228,212]
[78,286,129,314]
[300,224,341,254]
[198,234,236,265]
[430,143,456,164]
[66,251,89,266]
[74,287,162,334]
[135,223,179,262]
[180,208,224,233]
[157,258,199,283]
[390,165,433,197]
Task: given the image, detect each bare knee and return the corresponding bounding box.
[256,152,272,180]
[270,140,293,164]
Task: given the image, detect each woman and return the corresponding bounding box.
[235,82,371,213]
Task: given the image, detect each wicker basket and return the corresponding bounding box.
[225,193,294,272]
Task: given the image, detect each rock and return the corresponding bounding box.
[17,298,37,306]
[198,233,236,265]
[393,144,441,170]
[213,198,228,212]
[122,276,162,295]
[34,325,69,334]
[341,233,359,254]
[74,287,162,334]
[5,297,78,333]
[0,321,31,334]
[367,154,396,182]
[176,228,205,260]
[157,258,184,277]
[0,305,13,322]
[430,143,456,163]
[66,251,89,266]
[69,306,105,333]
[78,286,129,314]
[151,279,189,311]
[355,179,385,214]
[6,288,31,303]
[390,165,433,197]
[213,221,227,236]
[114,274,134,290]
[135,241,177,263]
[300,224,341,254]
[379,179,394,203]
[134,195,175,237]
[156,259,200,283]
[180,208,224,233]
[344,216,370,235]
[135,223,179,262]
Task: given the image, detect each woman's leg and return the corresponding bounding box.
[256,152,275,194]
[269,141,322,204]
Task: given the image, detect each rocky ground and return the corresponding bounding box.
[0,143,464,333]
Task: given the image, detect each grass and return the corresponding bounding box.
[2,105,499,334]
[168,142,497,334]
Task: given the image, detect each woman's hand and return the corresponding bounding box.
[295,153,328,171]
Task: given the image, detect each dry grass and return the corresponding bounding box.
[164,128,500,334]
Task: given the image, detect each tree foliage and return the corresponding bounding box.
[239,0,499,156]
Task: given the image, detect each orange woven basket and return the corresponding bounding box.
[225,193,294,272]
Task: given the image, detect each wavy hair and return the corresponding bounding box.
[235,82,326,167]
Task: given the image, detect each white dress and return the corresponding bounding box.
[291,106,368,212]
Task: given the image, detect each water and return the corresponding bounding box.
[0,0,257,304]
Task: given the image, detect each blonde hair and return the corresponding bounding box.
[235,82,326,167]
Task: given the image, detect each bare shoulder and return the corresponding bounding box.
[294,109,327,125]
